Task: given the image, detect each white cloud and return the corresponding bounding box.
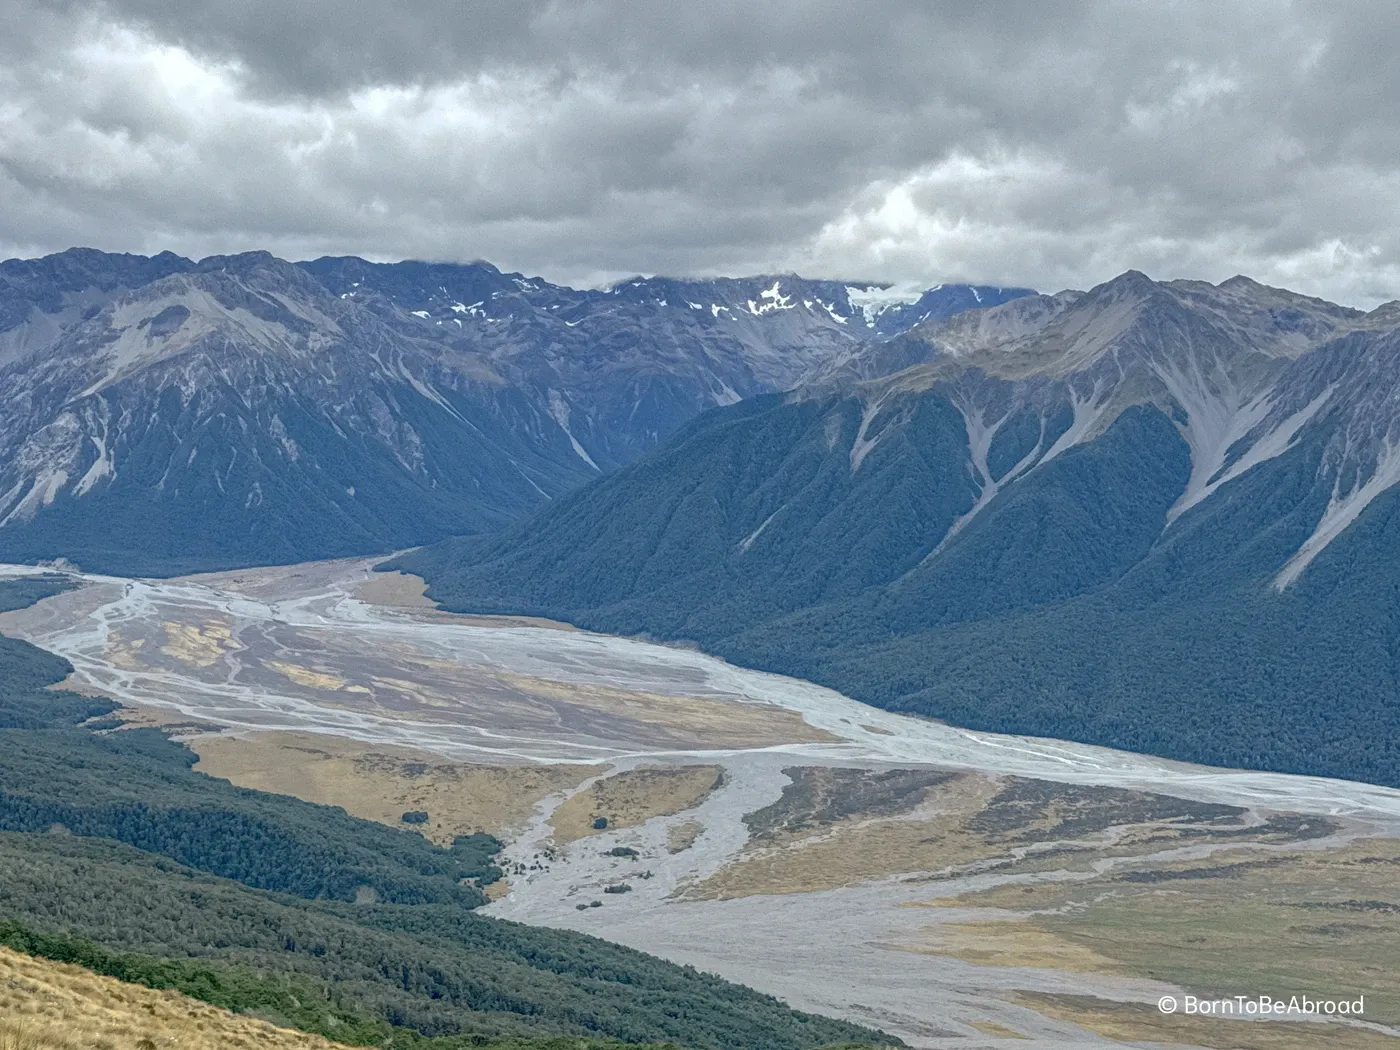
[1,1,1399,305]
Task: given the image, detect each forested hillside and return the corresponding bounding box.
[0,837,884,1049]
[395,274,1400,789]
[0,248,1021,576]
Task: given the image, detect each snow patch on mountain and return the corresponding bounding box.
[844,283,926,325]
[746,281,796,316]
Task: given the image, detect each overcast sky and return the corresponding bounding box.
[2,2,1398,305]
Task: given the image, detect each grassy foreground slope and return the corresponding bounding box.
[0,943,351,1050]
[0,580,892,1050]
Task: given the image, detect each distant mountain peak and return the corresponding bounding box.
[0,247,1029,572]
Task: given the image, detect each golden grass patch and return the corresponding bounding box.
[354,570,436,609]
[551,766,725,844]
[356,570,579,630]
[192,730,594,843]
[102,631,145,671]
[267,660,349,691]
[967,1019,1026,1039]
[499,673,839,749]
[667,820,705,854]
[158,621,234,668]
[1013,993,1399,1050]
[484,878,511,901]
[691,771,1002,899]
[694,771,1330,902]
[913,837,1400,1026]
[901,918,1121,972]
[46,673,111,699]
[0,947,347,1050]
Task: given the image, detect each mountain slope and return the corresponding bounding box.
[0,253,585,573]
[0,249,1025,574]
[0,944,358,1050]
[395,272,1400,788]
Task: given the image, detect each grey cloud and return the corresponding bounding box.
[3,1,1400,305]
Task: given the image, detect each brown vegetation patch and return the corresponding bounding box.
[192,731,594,843]
[499,673,839,749]
[967,775,1252,842]
[357,570,579,630]
[901,917,1120,973]
[0,946,347,1050]
[354,570,436,609]
[109,706,225,736]
[47,673,111,699]
[966,1019,1026,1039]
[484,878,511,901]
[1013,993,1398,1050]
[695,770,1351,902]
[158,621,235,668]
[692,770,1002,899]
[744,766,964,842]
[667,820,705,854]
[913,836,1400,1026]
[550,766,725,844]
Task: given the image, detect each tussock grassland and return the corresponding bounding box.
[914,837,1400,1028]
[691,768,999,898]
[355,570,437,609]
[193,730,594,843]
[0,946,344,1050]
[1013,993,1400,1050]
[666,820,705,854]
[691,769,1322,900]
[357,571,579,630]
[551,766,725,843]
[157,621,235,668]
[497,673,839,749]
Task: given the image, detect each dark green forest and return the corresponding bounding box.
[0,917,660,1050]
[395,389,1400,789]
[0,582,890,1049]
[0,572,75,612]
[0,836,882,1049]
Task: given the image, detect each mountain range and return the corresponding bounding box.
[395,271,1400,789]
[8,247,1400,786]
[0,248,1027,574]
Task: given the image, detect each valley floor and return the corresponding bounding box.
[3,559,1400,1049]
